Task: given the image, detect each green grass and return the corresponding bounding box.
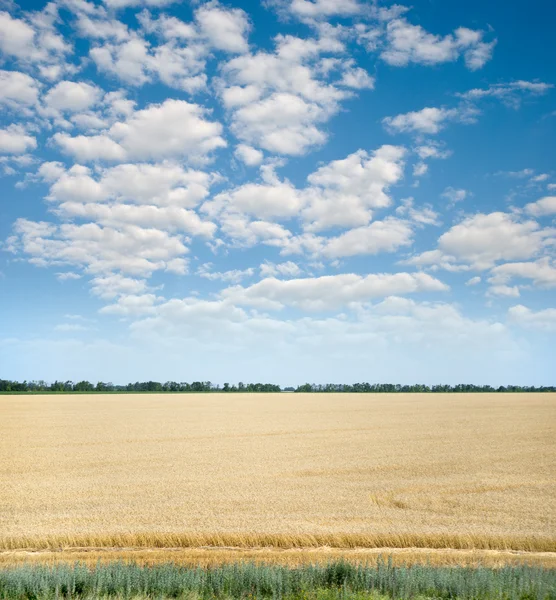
[0,560,554,600]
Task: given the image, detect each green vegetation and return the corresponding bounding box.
[1,379,555,394]
[0,561,554,600]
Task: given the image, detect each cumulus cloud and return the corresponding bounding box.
[525,196,556,217]
[405,212,555,271]
[221,271,449,311]
[260,261,302,278]
[197,263,255,283]
[90,35,207,92]
[44,80,103,112]
[487,284,520,298]
[302,146,406,231]
[195,2,250,54]
[52,99,226,163]
[217,30,371,155]
[384,106,464,134]
[103,0,178,9]
[0,69,40,108]
[90,273,151,300]
[7,218,190,276]
[43,162,215,208]
[489,258,556,289]
[234,144,263,166]
[0,125,37,154]
[206,178,303,220]
[322,218,414,258]
[381,19,495,70]
[508,304,556,332]
[99,293,163,316]
[37,162,217,238]
[286,0,362,20]
[203,145,407,243]
[395,198,440,226]
[0,7,73,79]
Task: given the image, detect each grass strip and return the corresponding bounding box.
[1,559,555,600]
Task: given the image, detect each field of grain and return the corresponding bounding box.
[1,393,555,565]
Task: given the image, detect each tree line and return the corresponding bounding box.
[0,379,554,393]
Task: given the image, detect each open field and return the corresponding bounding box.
[1,393,555,566]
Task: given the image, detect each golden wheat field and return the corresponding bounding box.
[1,393,555,567]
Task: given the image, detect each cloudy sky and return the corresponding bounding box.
[0,0,554,385]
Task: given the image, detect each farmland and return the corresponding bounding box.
[1,393,555,568]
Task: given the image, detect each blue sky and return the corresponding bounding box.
[0,0,555,385]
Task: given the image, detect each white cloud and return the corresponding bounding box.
[302,145,406,231]
[100,293,162,316]
[53,133,126,161]
[487,284,520,298]
[322,218,414,258]
[217,214,294,248]
[525,196,556,217]
[195,2,250,54]
[206,178,304,220]
[489,258,556,289]
[38,162,217,238]
[229,91,330,155]
[197,263,255,283]
[287,0,362,20]
[8,219,190,276]
[458,80,553,108]
[44,80,102,112]
[381,19,495,70]
[0,7,72,79]
[384,106,461,134]
[57,202,216,237]
[103,0,177,9]
[221,271,448,311]
[217,30,366,155]
[260,261,302,278]
[44,162,215,208]
[56,271,82,281]
[508,304,556,332]
[395,198,440,226]
[338,66,374,89]
[441,187,467,206]
[415,142,451,160]
[466,276,481,286]
[413,162,427,177]
[438,213,553,269]
[91,273,150,300]
[0,125,37,154]
[204,145,407,239]
[234,144,263,166]
[90,35,207,92]
[53,99,226,163]
[0,70,40,108]
[405,212,555,271]
[109,99,226,162]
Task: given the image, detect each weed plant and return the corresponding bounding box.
[0,560,554,600]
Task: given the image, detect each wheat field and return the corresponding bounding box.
[1,393,555,565]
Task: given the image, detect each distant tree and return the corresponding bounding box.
[74,380,94,392]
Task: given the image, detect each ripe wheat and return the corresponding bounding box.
[1,393,554,563]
